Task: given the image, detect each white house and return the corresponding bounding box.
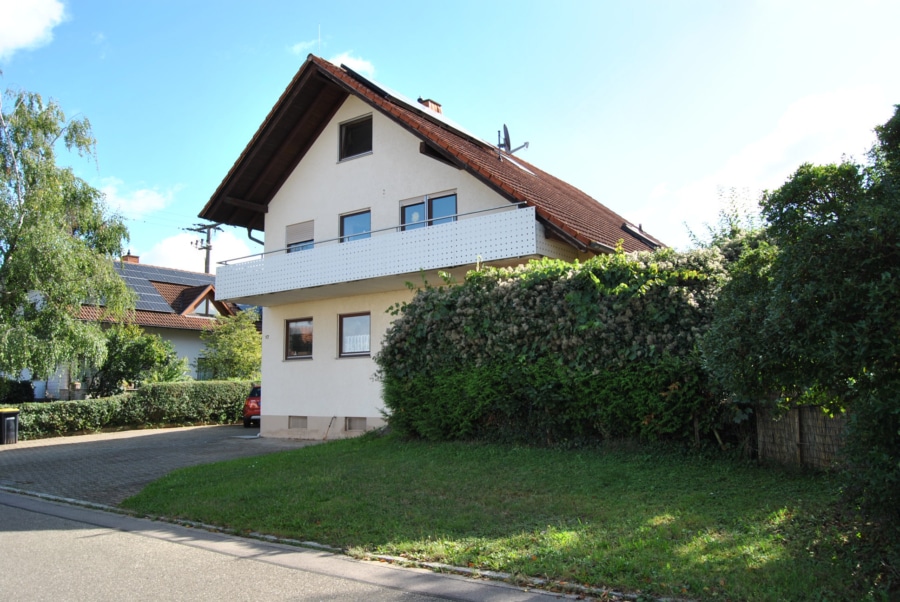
[199,55,661,439]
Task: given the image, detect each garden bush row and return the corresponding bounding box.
[14,380,252,440]
[376,248,727,445]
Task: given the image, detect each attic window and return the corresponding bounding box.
[192,298,220,317]
[339,115,372,160]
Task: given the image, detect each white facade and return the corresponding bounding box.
[217,96,581,439]
[144,326,207,379]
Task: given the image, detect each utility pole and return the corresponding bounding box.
[184,223,222,274]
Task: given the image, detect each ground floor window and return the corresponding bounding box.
[286,318,313,359]
[339,313,370,356]
[195,357,214,380]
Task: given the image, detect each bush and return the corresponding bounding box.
[0,379,34,405]
[14,380,252,439]
[377,248,726,445]
[17,395,129,439]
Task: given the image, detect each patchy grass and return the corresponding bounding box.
[122,435,877,600]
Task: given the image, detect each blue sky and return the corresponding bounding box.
[2,0,899,272]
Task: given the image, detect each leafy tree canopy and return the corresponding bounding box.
[703,105,900,524]
[87,323,189,398]
[198,309,261,381]
[0,88,133,377]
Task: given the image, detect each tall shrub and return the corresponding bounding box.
[377,247,726,444]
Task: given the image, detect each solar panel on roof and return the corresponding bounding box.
[114,262,215,314]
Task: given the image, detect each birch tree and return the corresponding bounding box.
[0,88,132,377]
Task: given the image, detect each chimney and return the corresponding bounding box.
[417,97,442,114]
[121,250,140,264]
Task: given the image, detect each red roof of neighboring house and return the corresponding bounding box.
[199,55,662,253]
[79,306,220,331]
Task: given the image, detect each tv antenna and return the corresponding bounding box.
[497,124,529,156]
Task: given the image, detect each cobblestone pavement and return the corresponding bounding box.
[0,425,317,505]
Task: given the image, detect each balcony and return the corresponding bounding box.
[215,206,572,305]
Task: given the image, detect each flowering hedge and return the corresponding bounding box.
[376,248,726,444]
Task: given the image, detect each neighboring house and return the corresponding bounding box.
[199,54,662,440]
[31,254,238,399]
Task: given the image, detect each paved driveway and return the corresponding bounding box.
[0,425,316,505]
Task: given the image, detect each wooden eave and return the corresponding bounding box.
[199,60,349,230]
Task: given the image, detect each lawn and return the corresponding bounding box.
[122,434,865,600]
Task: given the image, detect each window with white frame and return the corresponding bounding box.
[401,193,457,231]
[339,313,370,357]
[286,220,314,253]
[285,318,313,359]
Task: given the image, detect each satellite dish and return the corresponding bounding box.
[498,123,530,156]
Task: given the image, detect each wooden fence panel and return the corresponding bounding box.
[757,406,847,469]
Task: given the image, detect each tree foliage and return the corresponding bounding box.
[704,105,900,523]
[198,309,261,380]
[87,324,188,398]
[0,88,132,377]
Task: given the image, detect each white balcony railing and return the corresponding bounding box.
[215,206,568,303]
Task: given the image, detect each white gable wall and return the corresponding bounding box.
[265,96,512,252]
[259,96,533,439]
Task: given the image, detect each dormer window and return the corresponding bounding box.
[339,115,372,160]
[192,298,220,317]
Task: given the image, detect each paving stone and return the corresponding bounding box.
[0,426,316,505]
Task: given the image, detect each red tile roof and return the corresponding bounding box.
[79,306,218,331]
[200,55,662,253]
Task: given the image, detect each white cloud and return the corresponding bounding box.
[289,39,317,56]
[643,87,893,249]
[0,0,66,61]
[329,51,374,77]
[101,178,177,220]
[139,230,255,274]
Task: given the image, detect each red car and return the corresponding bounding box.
[242,385,261,428]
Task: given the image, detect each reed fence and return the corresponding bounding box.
[756,405,847,469]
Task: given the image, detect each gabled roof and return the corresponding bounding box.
[199,54,662,253]
[80,262,237,331]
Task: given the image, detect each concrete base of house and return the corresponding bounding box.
[261,415,387,440]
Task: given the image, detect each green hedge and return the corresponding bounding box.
[14,380,252,440]
[376,248,726,445]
